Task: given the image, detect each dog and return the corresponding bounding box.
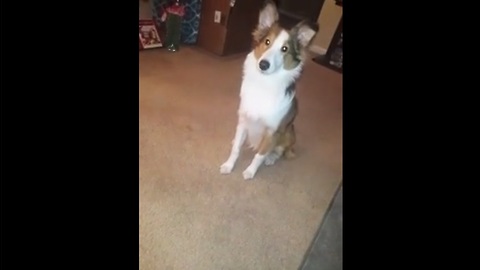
[219,0,318,180]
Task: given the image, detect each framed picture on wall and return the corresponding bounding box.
[139,19,163,50]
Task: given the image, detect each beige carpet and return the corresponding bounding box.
[139,46,342,270]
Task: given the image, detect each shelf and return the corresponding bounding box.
[312,55,342,74]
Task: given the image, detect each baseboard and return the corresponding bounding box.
[309,45,327,55]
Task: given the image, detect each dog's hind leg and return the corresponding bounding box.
[282,123,296,160]
[265,122,296,165]
[283,147,296,159]
[264,146,283,166]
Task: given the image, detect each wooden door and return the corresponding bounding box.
[197,0,231,55]
[223,0,263,55]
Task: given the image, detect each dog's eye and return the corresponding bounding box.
[265,39,270,46]
[281,46,288,52]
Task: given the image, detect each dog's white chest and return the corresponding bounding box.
[237,52,298,129]
[239,77,292,129]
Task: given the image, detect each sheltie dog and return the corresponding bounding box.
[220,0,318,179]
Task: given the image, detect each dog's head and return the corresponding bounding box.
[252,0,318,75]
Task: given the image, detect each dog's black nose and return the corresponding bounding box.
[259,60,270,71]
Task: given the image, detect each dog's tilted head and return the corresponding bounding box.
[252,0,319,75]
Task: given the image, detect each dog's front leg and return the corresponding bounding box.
[220,118,247,174]
[242,130,275,180]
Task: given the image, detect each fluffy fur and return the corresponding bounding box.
[220,0,318,180]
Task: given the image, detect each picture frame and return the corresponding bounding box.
[139,19,163,50]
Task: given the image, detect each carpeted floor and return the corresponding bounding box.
[139,46,342,270]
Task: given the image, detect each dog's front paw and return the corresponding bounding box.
[220,162,234,174]
[242,168,256,180]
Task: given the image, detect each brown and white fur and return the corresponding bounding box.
[219,0,318,180]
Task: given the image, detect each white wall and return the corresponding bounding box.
[310,1,342,53]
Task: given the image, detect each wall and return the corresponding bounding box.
[140,0,341,54]
[311,0,342,54]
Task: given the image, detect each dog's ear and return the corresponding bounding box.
[257,0,279,31]
[252,0,279,44]
[293,21,319,48]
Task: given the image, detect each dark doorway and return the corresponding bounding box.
[274,0,325,28]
